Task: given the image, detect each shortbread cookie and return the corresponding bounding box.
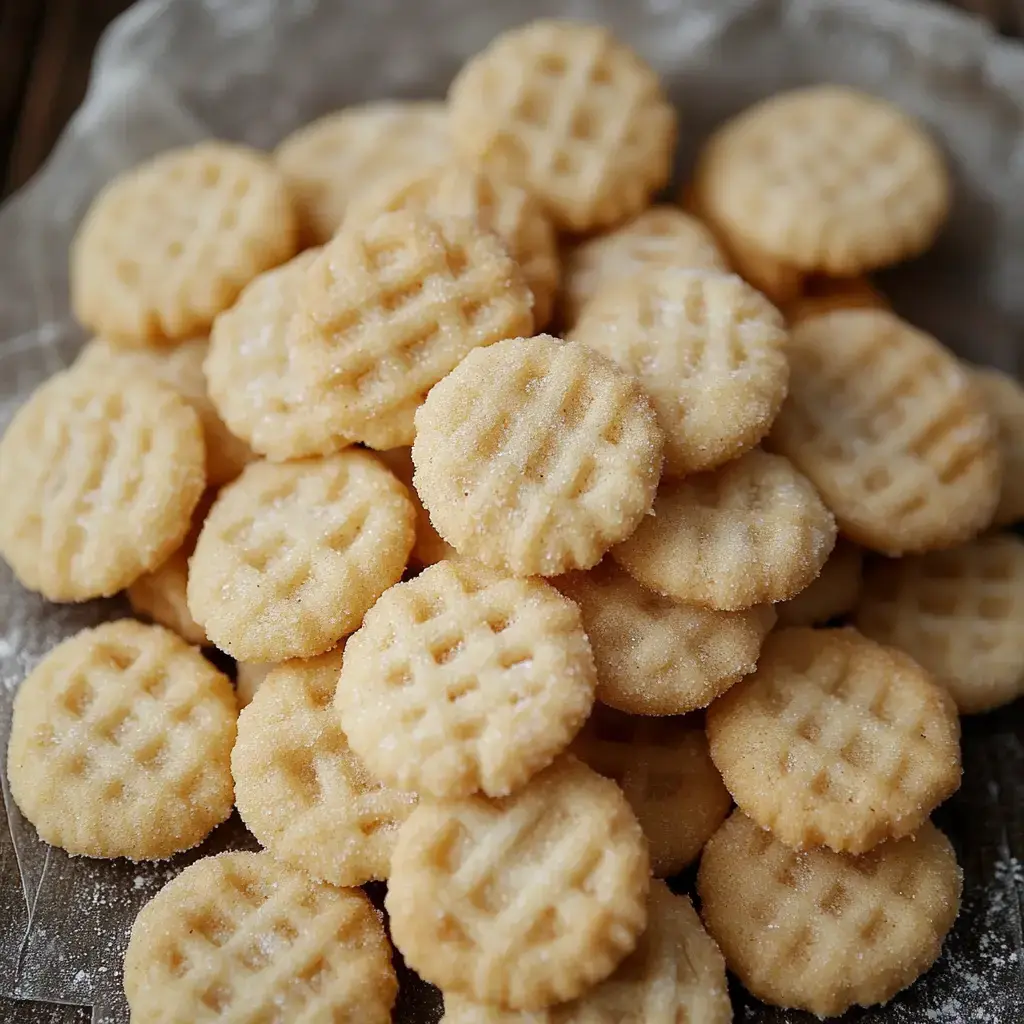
[78,336,251,485]
[855,534,1024,714]
[573,707,732,877]
[124,851,396,1022]
[613,450,836,611]
[291,209,534,450]
[448,20,675,232]
[442,881,731,1023]
[769,309,1001,554]
[275,101,452,243]
[72,142,298,345]
[570,268,789,477]
[205,249,354,461]
[967,365,1024,526]
[698,811,961,1017]
[345,163,559,327]
[0,367,205,602]
[776,539,864,628]
[387,756,649,1009]
[187,453,415,662]
[414,334,664,576]
[377,447,456,566]
[783,274,888,325]
[694,86,950,275]
[233,649,417,886]
[561,206,729,326]
[235,662,270,708]
[7,620,236,860]
[336,559,596,798]
[555,560,776,715]
[706,628,961,853]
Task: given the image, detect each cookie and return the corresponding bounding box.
[72,142,298,345]
[783,274,888,325]
[345,162,559,328]
[0,366,205,602]
[448,20,675,232]
[572,706,732,877]
[232,648,417,886]
[291,209,534,451]
[386,755,649,1009]
[376,447,456,566]
[6,620,236,860]
[769,309,1001,554]
[569,268,789,477]
[413,334,664,577]
[187,452,415,662]
[335,559,596,798]
[855,534,1024,714]
[560,205,729,327]
[275,101,452,243]
[235,662,270,708]
[441,880,731,1024]
[555,560,776,715]
[694,86,950,275]
[124,851,396,1023]
[776,539,864,628]
[706,627,961,853]
[967,365,1024,526]
[612,450,836,611]
[698,811,961,1017]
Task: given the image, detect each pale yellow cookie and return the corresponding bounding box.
[570,268,789,477]
[414,334,664,577]
[387,755,649,1009]
[967,365,1024,526]
[776,539,864,628]
[291,209,534,450]
[783,274,889,325]
[377,447,456,566]
[187,452,415,662]
[234,662,270,708]
[698,811,961,1017]
[124,851,396,1023]
[345,162,559,328]
[449,20,675,233]
[233,648,417,886]
[555,560,776,715]
[72,142,298,345]
[0,366,205,602]
[706,627,961,853]
[336,559,596,798]
[769,309,1001,554]
[275,101,452,243]
[855,534,1024,714]
[7,620,236,860]
[613,450,836,611]
[442,880,731,1024]
[694,86,950,275]
[560,206,729,327]
[572,706,732,877]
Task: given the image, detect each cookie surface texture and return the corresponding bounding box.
[967,365,1024,527]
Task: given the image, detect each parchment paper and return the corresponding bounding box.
[1,1,1023,1021]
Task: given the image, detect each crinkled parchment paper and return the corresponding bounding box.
[1,1,1023,1021]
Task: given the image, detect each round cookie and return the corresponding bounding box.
[291,209,534,451]
[555,560,776,715]
[706,627,962,854]
[855,534,1024,714]
[698,811,962,1017]
[72,142,298,345]
[124,851,396,1022]
[572,706,732,877]
[0,366,205,602]
[448,19,676,233]
[569,268,789,477]
[386,755,649,1010]
[187,452,415,662]
[776,539,864,628]
[694,86,950,275]
[612,450,836,611]
[376,447,456,566]
[336,559,596,798]
[6,620,236,860]
[441,881,731,1024]
[769,309,1001,555]
[967,365,1024,527]
[232,648,417,886]
[413,334,664,577]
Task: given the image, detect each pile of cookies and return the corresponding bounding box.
[2,16,1022,1022]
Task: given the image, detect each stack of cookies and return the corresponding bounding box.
[1,16,1021,1022]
